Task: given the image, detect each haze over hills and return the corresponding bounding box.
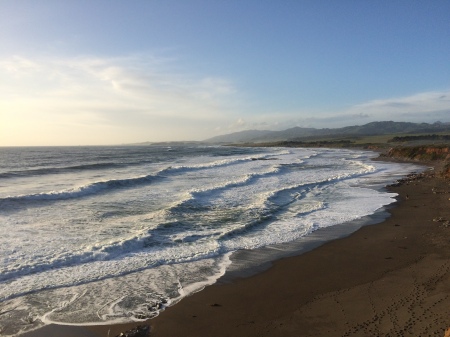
[204,121,450,144]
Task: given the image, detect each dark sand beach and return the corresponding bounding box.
[22,158,450,337]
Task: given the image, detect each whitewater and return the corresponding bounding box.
[0,145,420,335]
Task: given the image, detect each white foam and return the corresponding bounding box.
[0,146,423,335]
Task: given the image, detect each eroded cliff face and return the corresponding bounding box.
[387,146,450,161]
[386,146,450,179]
[441,162,450,180]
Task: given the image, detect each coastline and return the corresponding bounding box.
[21,155,450,337]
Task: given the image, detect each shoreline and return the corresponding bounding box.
[21,155,450,337]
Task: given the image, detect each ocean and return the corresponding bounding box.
[0,145,420,335]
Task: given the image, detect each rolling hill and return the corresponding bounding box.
[204,121,450,144]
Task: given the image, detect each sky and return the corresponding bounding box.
[1,0,449,146]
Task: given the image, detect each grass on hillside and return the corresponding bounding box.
[234,132,450,149]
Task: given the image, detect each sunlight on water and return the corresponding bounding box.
[0,146,421,335]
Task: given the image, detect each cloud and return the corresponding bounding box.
[273,90,450,129]
[0,56,40,75]
[218,89,450,133]
[0,54,238,145]
[2,53,449,145]
[297,90,450,127]
[348,90,450,118]
[233,118,246,127]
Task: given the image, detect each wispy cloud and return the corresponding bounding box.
[1,53,449,145]
[0,54,238,145]
[1,54,237,117]
[348,90,450,118]
[236,90,450,130]
[301,90,450,128]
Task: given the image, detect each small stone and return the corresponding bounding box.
[116,325,150,337]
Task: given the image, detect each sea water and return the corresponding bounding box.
[0,146,420,335]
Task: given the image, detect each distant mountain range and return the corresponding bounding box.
[204,121,450,144]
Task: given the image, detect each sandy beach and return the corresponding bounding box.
[22,159,450,337]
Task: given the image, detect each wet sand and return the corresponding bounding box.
[23,163,450,337]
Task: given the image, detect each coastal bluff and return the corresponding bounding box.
[384,145,450,179]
